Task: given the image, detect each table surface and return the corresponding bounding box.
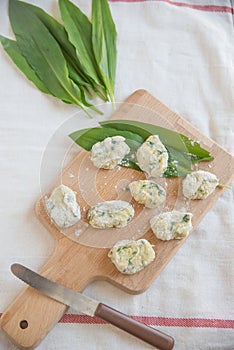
[0,1,233,349]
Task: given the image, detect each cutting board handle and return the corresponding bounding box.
[0,236,105,349]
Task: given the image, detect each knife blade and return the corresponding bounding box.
[11,263,174,350]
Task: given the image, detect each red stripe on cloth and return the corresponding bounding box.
[0,313,233,328]
[59,314,234,329]
[109,0,234,15]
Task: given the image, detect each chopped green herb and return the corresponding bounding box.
[158,189,165,196]
[183,214,190,223]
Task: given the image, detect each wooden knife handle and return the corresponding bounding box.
[95,303,174,350]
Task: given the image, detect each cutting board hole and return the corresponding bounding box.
[19,320,28,329]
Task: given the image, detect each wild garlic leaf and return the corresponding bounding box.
[100,120,214,160]
[166,147,193,168]
[92,0,117,103]
[101,120,152,140]
[78,90,103,115]
[59,0,107,100]
[69,120,214,177]
[164,147,192,177]
[163,162,192,177]
[0,35,50,94]
[69,127,144,151]
[120,159,141,172]
[69,125,193,176]
[9,0,94,116]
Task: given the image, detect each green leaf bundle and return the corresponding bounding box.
[0,0,117,117]
[69,120,214,177]
[9,0,92,110]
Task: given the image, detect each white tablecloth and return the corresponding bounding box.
[0,0,233,349]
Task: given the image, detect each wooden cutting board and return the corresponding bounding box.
[1,90,234,349]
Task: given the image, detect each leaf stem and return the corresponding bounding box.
[218,183,232,189]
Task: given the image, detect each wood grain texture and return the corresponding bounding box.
[1,90,233,349]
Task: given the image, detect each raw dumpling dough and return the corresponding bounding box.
[136,135,168,177]
[90,136,130,169]
[182,170,219,199]
[150,211,193,240]
[108,239,155,274]
[129,179,166,208]
[87,200,134,228]
[45,184,81,228]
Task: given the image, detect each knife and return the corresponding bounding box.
[11,263,174,350]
